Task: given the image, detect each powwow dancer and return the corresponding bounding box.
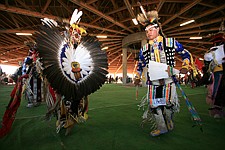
[37,8,108,135]
[22,41,42,108]
[134,73,141,100]
[0,8,108,137]
[134,59,145,100]
[203,32,225,118]
[136,5,199,136]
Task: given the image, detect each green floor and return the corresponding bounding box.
[0,83,225,150]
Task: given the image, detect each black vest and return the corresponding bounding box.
[141,37,175,67]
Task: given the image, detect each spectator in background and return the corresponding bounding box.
[1,72,8,85]
[109,75,112,84]
[0,66,2,76]
[115,76,118,84]
[134,74,141,100]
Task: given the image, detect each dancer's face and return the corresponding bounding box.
[145,25,159,40]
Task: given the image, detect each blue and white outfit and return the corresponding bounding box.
[138,35,191,136]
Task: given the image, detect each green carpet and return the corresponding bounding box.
[0,83,225,150]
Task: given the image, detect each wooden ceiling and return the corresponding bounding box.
[0,0,225,74]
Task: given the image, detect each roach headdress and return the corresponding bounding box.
[137,10,160,28]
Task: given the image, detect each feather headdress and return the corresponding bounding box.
[137,10,159,28]
[137,6,166,37]
[69,9,87,44]
[70,9,83,26]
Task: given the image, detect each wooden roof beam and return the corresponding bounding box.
[0,4,60,20]
[15,0,33,11]
[167,27,219,36]
[111,0,124,22]
[79,0,98,11]
[108,49,122,57]
[164,4,225,31]
[166,17,225,34]
[162,0,201,26]
[0,29,36,34]
[89,34,124,38]
[0,45,25,49]
[41,0,52,14]
[123,0,141,31]
[106,45,121,52]
[9,13,20,28]
[102,41,122,46]
[69,0,134,33]
[57,0,73,14]
[183,45,207,52]
[106,43,122,49]
[179,40,213,45]
[0,34,22,45]
[98,38,122,42]
[109,54,122,64]
[0,4,128,35]
[157,0,165,12]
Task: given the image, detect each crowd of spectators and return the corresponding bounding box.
[0,66,17,85]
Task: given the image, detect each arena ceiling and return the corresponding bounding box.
[0,0,225,75]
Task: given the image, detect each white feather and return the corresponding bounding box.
[70,9,78,25]
[70,9,83,26]
[41,18,58,27]
[61,44,93,82]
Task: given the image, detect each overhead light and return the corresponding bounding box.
[96,35,107,38]
[199,58,204,60]
[132,18,138,25]
[180,20,195,26]
[190,37,202,39]
[16,33,32,36]
[101,47,108,50]
[1,60,8,63]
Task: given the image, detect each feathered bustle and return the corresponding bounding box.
[36,20,108,101]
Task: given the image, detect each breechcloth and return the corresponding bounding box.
[148,83,172,108]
